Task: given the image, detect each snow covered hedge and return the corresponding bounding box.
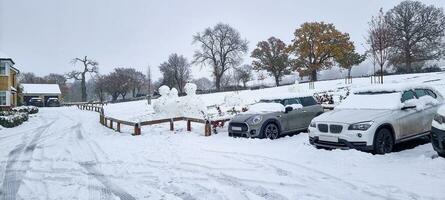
[0,111,29,128]
[12,106,39,114]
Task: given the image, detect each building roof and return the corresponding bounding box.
[21,84,61,95]
[0,52,15,64]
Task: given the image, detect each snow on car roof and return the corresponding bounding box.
[22,84,61,94]
[352,83,437,94]
[260,92,313,100]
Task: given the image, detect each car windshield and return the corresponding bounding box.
[335,92,402,110]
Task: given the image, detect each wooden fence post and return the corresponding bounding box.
[134,123,141,136]
[117,122,121,132]
[170,119,174,131]
[110,120,113,129]
[187,120,191,131]
[204,121,211,136]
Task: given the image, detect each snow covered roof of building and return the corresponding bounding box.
[352,83,437,94]
[22,84,61,95]
[0,52,15,64]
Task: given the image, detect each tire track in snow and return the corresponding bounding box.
[69,121,135,200]
[0,119,56,200]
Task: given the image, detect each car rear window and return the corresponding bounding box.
[299,97,317,107]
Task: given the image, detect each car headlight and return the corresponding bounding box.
[348,121,373,131]
[434,114,444,124]
[247,115,263,125]
[310,122,316,128]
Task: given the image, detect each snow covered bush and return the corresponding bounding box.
[12,106,39,114]
[0,111,29,128]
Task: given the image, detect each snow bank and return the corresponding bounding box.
[246,103,285,113]
[336,92,403,110]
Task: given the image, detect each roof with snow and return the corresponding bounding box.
[21,84,61,95]
[0,52,15,64]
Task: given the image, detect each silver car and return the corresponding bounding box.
[308,84,443,154]
[228,95,323,139]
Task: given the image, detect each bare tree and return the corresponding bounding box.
[385,0,445,73]
[368,8,392,83]
[146,65,153,104]
[192,23,248,91]
[93,75,107,102]
[233,64,252,88]
[251,37,290,86]
[159,53,191,94]
[66,56,99,101]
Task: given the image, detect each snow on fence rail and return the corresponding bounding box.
[76,103,229,136]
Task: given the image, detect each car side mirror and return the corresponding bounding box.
[285,106,293,113]
[401,101,417,110]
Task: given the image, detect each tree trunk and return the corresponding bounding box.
[348,68,352,78]
[81,73,87,102]
[380,63,384,84]
[215,75,221,92]
[311,70,317,82]
[274,75,280,87]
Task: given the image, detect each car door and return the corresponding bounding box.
[415,88,439,132]
[299,97,320,128]
[397,90,423,140]
[283,98,305,131]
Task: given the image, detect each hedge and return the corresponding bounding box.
[0,106,38,128]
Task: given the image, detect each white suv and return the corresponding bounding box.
[308,84,443,154]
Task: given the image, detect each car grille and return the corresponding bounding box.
[317,123,343,133]
[229,122,248,132]
[318,124,328,132]
[329,125,343,133]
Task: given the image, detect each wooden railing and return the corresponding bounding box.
[76,103,229,136]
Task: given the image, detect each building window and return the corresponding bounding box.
[0,62,6,75]
[0,92,6,105]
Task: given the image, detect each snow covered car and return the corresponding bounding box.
[228,94,323,139]
[308,84,443,154]
[431,106,445,158]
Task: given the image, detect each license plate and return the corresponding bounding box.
[231,126,242,131]
[319,135,338,143]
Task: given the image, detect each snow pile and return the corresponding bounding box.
[246,103,285,113]
[179,83,207,118]
[336,92,403,110]
[223,92,243,107]
[288,80,303,93]
[288,103,303,110]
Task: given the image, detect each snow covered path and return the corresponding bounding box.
[0,107,444,199]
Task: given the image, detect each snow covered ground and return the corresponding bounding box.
[1,72,445,199]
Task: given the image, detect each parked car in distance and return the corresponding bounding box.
[28,97,44,107]
[228,94,323,139]
[46,98,60,107]
[308,84,443,154]
[431,105,445,158]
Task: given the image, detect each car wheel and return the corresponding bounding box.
[373,128,394,155]
[263,123,280,140]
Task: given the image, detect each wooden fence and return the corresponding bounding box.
[76,103,229,136]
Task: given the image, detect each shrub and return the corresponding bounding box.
[12,106,39,114]
[0,112,29,128]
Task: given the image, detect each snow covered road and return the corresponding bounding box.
[0,107,444,199]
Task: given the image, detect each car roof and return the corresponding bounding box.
[260,93,313,101]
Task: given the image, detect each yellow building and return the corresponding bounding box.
[0,54,20,109]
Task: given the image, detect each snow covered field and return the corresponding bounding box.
[1,72,445,199]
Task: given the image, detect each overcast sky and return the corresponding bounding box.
[1,0,444,81]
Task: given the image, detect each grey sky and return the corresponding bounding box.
[1,0,444,80]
